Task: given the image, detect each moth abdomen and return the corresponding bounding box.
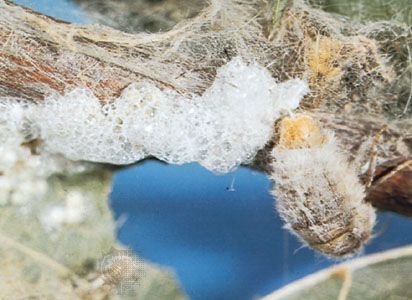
[271,115,376,257]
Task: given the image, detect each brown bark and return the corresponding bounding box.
[0,0,233,101]
[319,114,412,216]
[319,116,412,217]
[0,0,153,101]
[0,0,411,216]
[366,159,412,217]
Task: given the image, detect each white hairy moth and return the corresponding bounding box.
[270,115,376,257]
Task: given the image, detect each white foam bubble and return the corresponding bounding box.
[0,58,308,175]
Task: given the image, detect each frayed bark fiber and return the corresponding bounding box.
[0,0,411,215]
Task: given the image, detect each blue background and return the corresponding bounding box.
[110,161,412,299]
[12,1,412,299]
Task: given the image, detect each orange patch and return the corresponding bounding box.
[306,36,343,82]
[278,115,327,149]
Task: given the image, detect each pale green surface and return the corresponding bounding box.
[349,256,412,299]
[262,246,412,300]
[0,170,114,298]
[310,0,412,24]
[276,277,342,300]
[0,169,186,299]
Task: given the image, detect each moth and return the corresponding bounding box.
[270,115,376,257]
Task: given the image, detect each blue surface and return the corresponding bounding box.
[12,1,412,299]
[13,0,90,24]
[110,160,412,300]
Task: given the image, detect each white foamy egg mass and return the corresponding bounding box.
[2,58,308,174]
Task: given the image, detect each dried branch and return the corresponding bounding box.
[0,0,270,101]
[0,0,411,217]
